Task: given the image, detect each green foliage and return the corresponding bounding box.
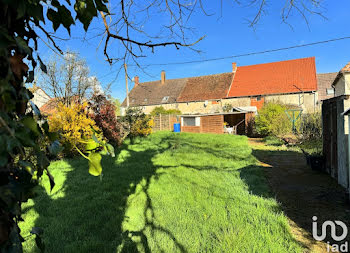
[114,98,121,116]
[255,102,293,137]
[20,132,302,252]
[0,0,108,251]
[298,139,322,155]
[121,107,153,139]
[297,112,322,141]
[222,103,233,112]
[263,136,284,146]
[150,106,181,116]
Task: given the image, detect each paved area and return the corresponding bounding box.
[249,138,350,253]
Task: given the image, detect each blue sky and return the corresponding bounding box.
[37,0,350,102]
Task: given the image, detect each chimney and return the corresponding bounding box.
[134,76,139,87]
[161,70,166,84]
[232,62,237,73]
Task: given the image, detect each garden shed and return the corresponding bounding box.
[180,108,256,135]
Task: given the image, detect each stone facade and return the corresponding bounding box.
[130,91,318,115]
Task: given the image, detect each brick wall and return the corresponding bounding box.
[181,126,201,133]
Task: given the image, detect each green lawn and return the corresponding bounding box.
[20,131,302,252]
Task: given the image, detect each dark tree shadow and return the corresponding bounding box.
[250,147,350,248]
[26,136,186,253]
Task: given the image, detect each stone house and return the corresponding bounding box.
[121,57,321,115]
[29,84,51,108]
[224,57,318,112]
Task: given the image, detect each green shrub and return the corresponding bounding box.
[150,106,181,116]
[121,107,154,140]
[297,112,322,141]
[255,102,293,137]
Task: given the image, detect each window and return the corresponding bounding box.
[144,98,148,103]
[326,88,334,95]
[182,117,200,126]
[256,96,262,101]
[162,96,169,103]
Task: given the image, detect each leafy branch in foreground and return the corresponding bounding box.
[0,0,109,252]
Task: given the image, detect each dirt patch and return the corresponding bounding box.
[249,138,350,253]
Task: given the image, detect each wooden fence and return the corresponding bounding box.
[152,114,180,132]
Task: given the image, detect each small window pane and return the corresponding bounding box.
[183,117,196,126]
[162,96,169,103]
[326,88,334,95]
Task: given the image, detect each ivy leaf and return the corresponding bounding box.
[21,116,40,136]
[94,0,108,13]
[58,5,75,34]
[88,152,102,176]
[0,27,15,49]
[17,1,27,19]
[27,2,44,23]
[38,56,47,73]
[74,0,97,31]
[46,169,55,192]
[15,37,31,56]
[47,8,61,31]
[19,161,35,175]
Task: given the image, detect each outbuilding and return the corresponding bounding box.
[180,107,256,135]
[322,62,350,191]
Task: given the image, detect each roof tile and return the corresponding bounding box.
[227,57,317,97]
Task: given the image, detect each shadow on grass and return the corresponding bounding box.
[24,133,312,252]
[28,136,186,253]
[251,147,350,248]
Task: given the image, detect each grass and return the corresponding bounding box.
[263,136,284,146]
[298,139,323,155]
[20,131,302,252]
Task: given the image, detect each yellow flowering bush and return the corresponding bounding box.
[48,102,102,153]
[132,118,154,136]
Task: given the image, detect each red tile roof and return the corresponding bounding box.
[227,57,317,97]
[177,73,233,102]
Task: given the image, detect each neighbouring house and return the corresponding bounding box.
[121,57,322,135]
[322,62,350,191]
[317,72,337,101]
[122,57,320,117]
[224,57,318,112]
[29,83,51,108]
[40,97,60,115]
[121,71,188,115]
[120,71,233,115]
[175,72,233,114]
